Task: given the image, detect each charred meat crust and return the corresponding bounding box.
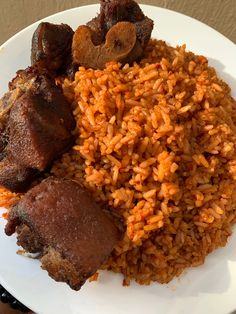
[41,247,87,290]
[16,224,44,253]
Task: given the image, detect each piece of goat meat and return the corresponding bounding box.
[100,0,145,32]
[6,92,74,171]
[5,177,120,290]
[31,22,74,74]
[0,67,75,192]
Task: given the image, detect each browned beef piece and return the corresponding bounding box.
[0,66,75,192]
[10,67,75,131]
[134,18,154,47]
[6,92,74,171]
[0,67,51,152]
[5,177,120,290]
[31,22,74,74]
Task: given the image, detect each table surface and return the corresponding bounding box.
[0,0,235,313]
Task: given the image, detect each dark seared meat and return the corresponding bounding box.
[0,66,70,137]
[65,59,78,80]
[0,45,74,152]
[87,0,145,43]
[6,92,74,171]
[0,67,52,151]
[5,177,120,290]
[73,0,153,69]
[100,0,145,33]
[0,66,75,192]
[0,157,38,192]
[135,18,154,47]
[10,67,75,131]
[31,22,74,74]
[86,16,104,46]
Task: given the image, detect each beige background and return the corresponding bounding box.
[0,0,235,45]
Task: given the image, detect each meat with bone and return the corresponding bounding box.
[87,0,151,43]
[72,0,153,69]
[5,177,120,290]
[72,21,143,70]
[0,67,75,192]
[99,0,149,38]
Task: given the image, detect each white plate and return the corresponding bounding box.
[0,4,236,314]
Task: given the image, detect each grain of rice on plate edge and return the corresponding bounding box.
[2,39,236,286]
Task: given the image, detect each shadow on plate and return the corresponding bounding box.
[208,57,236,97]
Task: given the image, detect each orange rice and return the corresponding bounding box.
[2,39,236,285]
